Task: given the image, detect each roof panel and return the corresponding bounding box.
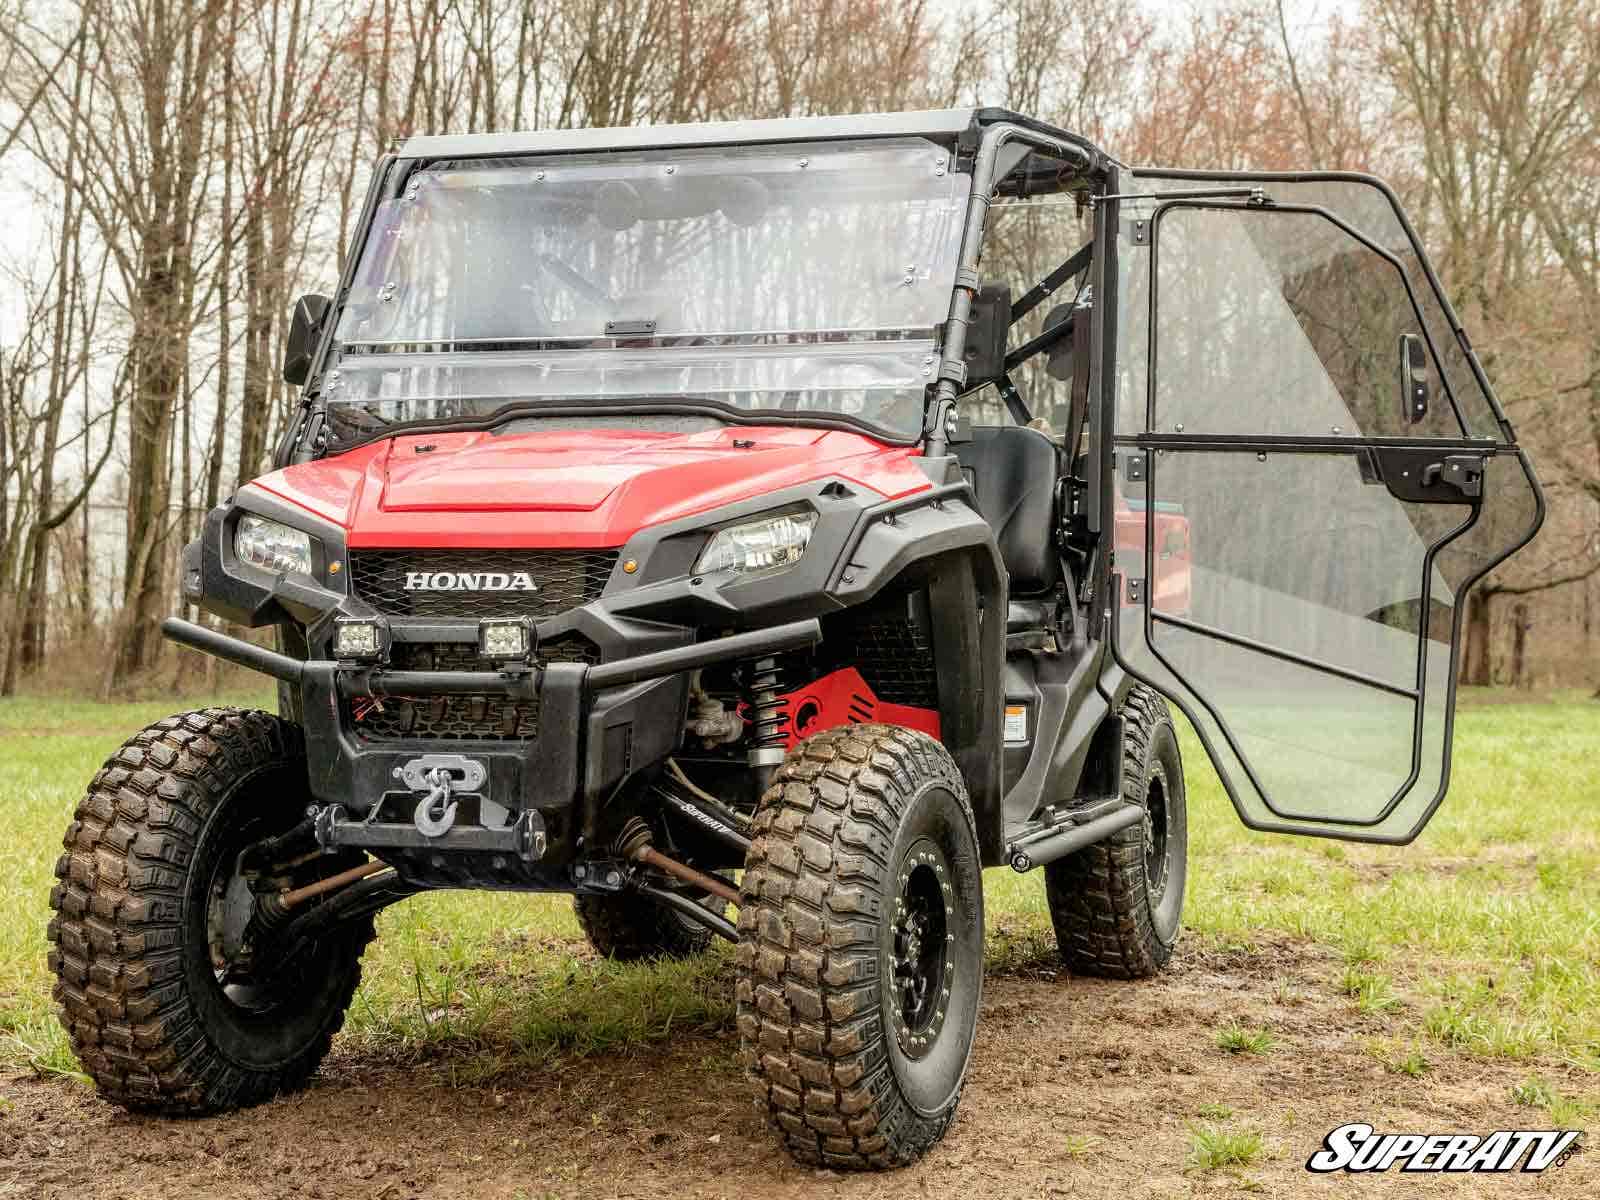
[397,108,980,160]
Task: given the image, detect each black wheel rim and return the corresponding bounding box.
[1143,770,1171,902]
[888,837,954,1060]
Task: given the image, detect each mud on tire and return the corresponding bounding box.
[573,890,716,961]
[47,707,372,1113]
[1045,684,1187,979]
[736,725,984,1170]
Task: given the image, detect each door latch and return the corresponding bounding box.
[1422,454,1484,499]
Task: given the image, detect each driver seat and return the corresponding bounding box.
[955,426,1062,629]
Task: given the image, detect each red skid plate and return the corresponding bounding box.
[776,667,941,748]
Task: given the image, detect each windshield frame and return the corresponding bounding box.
[289,114,1111,462]
[309,138,970,453]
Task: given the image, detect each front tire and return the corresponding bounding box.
[1045,685,1188,978]
[47,708,371,1113]
[737,725,984,1170]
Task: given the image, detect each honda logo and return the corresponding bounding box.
[402,571,540,593]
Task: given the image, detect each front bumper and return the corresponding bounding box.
[161,615,820,868]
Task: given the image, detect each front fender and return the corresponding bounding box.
[829,482,1008,864]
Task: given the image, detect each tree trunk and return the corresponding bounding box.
[1510,602,1530,689]
[1460,589,1494,686]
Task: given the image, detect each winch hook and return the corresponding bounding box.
[413,767,459,838]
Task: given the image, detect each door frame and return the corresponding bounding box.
[1101,167,1546,845]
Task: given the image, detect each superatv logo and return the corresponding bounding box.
[1307,1123,1581,1173]
[403,571,539,592]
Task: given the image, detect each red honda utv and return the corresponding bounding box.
[48,108,1542,1169]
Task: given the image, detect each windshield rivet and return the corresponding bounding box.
[1257,452,1268,462]
[1331,425,1343,435]
[1174,423,1184,433]
[535,171,546,181]
[797,157,808,168]
[902,274,915,286]
[665,165,676,175]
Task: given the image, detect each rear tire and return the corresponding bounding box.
[47,708,372,1113]
[737,725,984,1170]
[1045,685,1187,979]
[573,891,716,961]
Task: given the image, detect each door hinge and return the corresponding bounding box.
[1126,578,1145,604]
[1129,218,1149,246]
[1123,452,1147,482]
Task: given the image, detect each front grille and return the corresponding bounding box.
[348,636,600,742]
[347,549,618,619]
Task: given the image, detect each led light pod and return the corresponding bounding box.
[333,618,388,662]
[479,617,532,662]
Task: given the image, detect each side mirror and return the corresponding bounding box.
[283,294,331,387]
[1398,332,1429,425]
[962,283,1012,384]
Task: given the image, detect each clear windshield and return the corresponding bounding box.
[322,137,968,444]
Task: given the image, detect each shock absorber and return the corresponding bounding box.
[745,655,788,801]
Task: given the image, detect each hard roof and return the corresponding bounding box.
[397,108,982,160]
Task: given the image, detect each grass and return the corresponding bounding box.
[1511,1075,1598,1130]
[1340,967,1403,1015]
[1,687,1598,1086]
[1187,1123,1266,1170]
[1365,1037,1432,1077]
[1216,1023,1276,1055]
[1062,1133,1099,1160]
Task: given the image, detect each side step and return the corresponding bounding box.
[1005,800,1144,872]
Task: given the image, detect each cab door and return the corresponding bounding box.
[1109,171,1542,843]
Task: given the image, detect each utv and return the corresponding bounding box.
[49,108,1542,1168]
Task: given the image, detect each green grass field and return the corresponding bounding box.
[3,688,1597,1108]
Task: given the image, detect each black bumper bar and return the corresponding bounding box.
[161,616,822,695]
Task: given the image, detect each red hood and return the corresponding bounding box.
[246,426,931,548]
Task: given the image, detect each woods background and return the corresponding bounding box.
[0,0,1596,697]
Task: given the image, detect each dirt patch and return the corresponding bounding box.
[2,932,1591,1199]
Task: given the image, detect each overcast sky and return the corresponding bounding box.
[0,0,1357,341]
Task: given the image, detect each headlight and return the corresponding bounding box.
[235,514,314,576]
[695,511,816,578]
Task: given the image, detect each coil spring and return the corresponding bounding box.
[746,656,788,751]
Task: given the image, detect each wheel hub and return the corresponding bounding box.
[887,838,956,1059]
[208,870,257,971]
[1144,771,1170,901]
